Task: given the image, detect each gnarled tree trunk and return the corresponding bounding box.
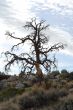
[35,63,44,84]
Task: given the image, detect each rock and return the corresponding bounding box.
[7,76,18,82]
[69,88,73,93]
[0,80,8,89]
[15,82,24,89]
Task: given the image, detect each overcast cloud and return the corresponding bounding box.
[0,0,73,73]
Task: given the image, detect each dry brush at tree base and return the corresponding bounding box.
[0,71,73,110]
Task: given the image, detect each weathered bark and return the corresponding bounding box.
[35,63,43,78]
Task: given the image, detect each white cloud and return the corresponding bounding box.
[47,26,73,56]
[32,0,73,15]
[6,0,36,24]
[0,0,73,56]
[0,0,73,73]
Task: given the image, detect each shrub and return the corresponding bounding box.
[41,80,53,89]
[19,89,49,110]
[0,102,19,110]
[57,88,68,97]
[66,81,73,89]
[51,70,60,76]
[19,95,34,109]
[19,88,62,110]
[0,88,25,102]
[60,71,69,79]
[69,72,73,80]
[56,96,73,110]
[61,69,68,74]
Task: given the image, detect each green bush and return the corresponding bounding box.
[69,72,73,80]
[56,98,73,110]
[19,88,63,110]
[19,89,49,110]
[0,86,70,110]
[51,70,60,76]
[60,72,69,79]
[0,88,25,102]
[57,88,68,97]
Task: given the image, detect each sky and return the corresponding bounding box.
[0,0,73,74]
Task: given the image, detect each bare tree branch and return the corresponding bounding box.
[3,18,64,78]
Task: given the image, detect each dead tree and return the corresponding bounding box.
[3,18,64,79]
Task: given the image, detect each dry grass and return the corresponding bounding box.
[0,84,70,110]
[0,79,73,110]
